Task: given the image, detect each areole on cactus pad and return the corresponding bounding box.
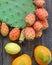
[0,0,36,28]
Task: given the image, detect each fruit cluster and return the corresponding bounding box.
[0,0,49,42]
[0,0,52,65]
[5,43,52,65]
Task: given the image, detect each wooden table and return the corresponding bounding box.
[0,0,52,65]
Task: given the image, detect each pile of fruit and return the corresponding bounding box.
[0,0,52,65]
[5,43,52,65]
[0,0,49,42]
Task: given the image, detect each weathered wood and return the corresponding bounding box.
[22,38,42,65]
[2,36,24,65]
[42,0,52,50]
[42,0,52,64]
[1,0,52,65]
[3,37,13,65]
[3,36,42,65]
[2,37,22,65]
[0,35,3,65]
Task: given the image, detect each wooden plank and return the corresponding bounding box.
[0,35,3,65]
[2,36,23,65]
[2,0,52,65]
[3,37,42,65]
[42,0,52,53]
[3,37,13,65]
[42,0,52,64]
[22,38,42,65]
[2,37,21,65]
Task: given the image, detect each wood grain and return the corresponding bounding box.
[0,35,3,65]
[3,37,13,65]
[42,0,52,51]
[42,0,52,64]
[0,0,52,65]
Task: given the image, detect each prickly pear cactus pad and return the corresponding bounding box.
[0,0,36,28]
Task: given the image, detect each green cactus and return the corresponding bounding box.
[0,0,36,28]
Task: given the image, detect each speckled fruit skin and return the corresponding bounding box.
[5,42,21,55]
[33,0,45,7]
[36,8,48,20]
[0,23,1,33]
[24,27,35,40]
[1,22,9,36]
[35,30,43,38]
[33,21,43,31]
[34,46,51,65]
[40,20,49,30]
[12,54,32,65]
[25,13,36,26]
[9,28,20,41]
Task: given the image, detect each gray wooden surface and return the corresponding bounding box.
[0,0,52,65]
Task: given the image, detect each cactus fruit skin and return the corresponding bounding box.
[40,20,49,30]
[33,0,45,8]
[12,54,32,65]
[24,27,35,40]
[5,42,21,55]
[0,23,1,33]
[25,13,36,26]
[35,30,43,38]
[36,8,48,20]
[19,29,25,43]
[9,28,20,41]
[33,21,43,31]
[34,46,52,65]
[1,22,9,36]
